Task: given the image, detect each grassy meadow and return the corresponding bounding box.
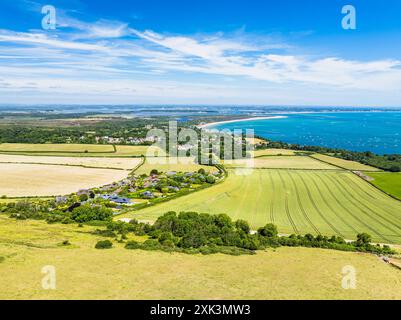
[134,157,218,175]
[310,154,380,171]
[122,168,401,244]
[224,156,337,170]
[366,172,401,200]
[0,216,400,300]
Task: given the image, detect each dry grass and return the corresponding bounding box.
[0,216,400,300]
[0,154,142,170]
[0,163,129,197]
[0,143,114,153]
[0,144,165,158]
[253,149,297,157]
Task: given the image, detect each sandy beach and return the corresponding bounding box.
[197,116,287,129]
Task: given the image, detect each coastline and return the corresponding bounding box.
[198,116,287,129]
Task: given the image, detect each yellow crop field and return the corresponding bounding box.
[0,144,165,158]
[253,149,297,157]
[224,156,337,170]
[0,217,400,300]
[0,163,129,197]
[311,154,380,171]
[0,154,142,170]
[0,143,114,153]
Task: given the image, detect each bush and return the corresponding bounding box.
[79,194,89,202]
[206,175,216,184]
[258,224,278,238]
[71,204,113,223]
[235,219,250,234]
[125,240,141,250]
[95,240,113,249]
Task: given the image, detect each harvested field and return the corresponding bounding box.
[0,154,142,170]
[0,163,129,197]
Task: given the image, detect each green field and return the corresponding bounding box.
[122,168,401,244]
[134,157,218,175]
[0,144,164,158]
[224,156,337,170]
[366,172,401,200]
[0,216,400,300]
[311,154,380,171]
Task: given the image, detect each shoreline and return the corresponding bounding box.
[197,116,287,129]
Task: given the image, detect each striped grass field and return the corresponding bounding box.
[223,156,337,170]
[310,154,380,171]
[121,168,401,244]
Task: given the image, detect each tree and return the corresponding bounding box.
[71,204,113,223]
[356,233,372,246]
[258,223,278,238]
[235,219,250,234]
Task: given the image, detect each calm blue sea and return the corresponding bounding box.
[211,112,401,155]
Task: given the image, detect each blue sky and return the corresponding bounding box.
[0,0,401,106]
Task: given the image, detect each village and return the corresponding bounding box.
[55,167,224,215]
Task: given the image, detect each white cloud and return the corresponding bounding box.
[0,13,401,105]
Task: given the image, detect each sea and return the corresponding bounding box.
[1,105,400,155]
[209,112,401,155]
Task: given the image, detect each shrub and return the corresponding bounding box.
[258,224,278,238]
[62,240,71,246]
[125,240,141,250]
[79,194,89,202]
[95,240,113,249]
[235,219,250,234]
[71,204,113,223]
[206,175,216,184]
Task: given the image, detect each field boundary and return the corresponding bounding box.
[0,161,130,171]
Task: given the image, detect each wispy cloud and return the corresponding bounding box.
[0,5,401,105]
